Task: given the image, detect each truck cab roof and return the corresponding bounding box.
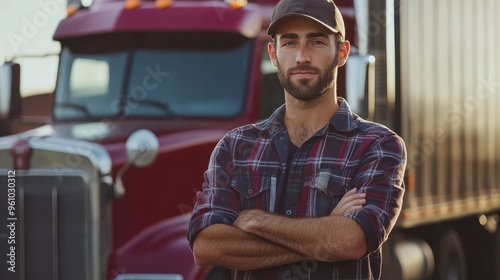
[54,0,275,41]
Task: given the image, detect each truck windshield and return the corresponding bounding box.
[54,39,251,120]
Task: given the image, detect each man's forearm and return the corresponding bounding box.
[234,210,367,262]
[193,223,304,271]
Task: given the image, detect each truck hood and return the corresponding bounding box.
[6,119,233,145]
[0,119,233,173]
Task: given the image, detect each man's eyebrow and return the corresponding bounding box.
[279,33,299,39]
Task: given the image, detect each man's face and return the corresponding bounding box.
[269,17,346,101]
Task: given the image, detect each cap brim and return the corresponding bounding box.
[266,14,340,37]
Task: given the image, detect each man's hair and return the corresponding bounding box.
[335,33,345,44]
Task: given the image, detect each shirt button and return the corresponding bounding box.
[279,136,284,140]
[248,189,252,194]
[283,144,288,149]
[286,210,292,215]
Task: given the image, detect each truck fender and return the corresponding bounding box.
[113,213,212,280]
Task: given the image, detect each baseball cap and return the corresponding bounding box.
[267,0,345,39]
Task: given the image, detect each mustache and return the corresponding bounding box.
[287,65,321,75]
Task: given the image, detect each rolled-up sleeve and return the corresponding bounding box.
[346,133,407,254]
[187,136,239,249]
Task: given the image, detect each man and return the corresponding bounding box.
[188,0,407,279]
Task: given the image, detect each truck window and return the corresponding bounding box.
[125,43,250,118]
[70,59,110,98]
[55,49,127,119]
[54,33,251,120]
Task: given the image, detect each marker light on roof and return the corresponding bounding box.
[125,0,141,10]
[67,4,80,16]
[226,0,247,9]
[155,0,174,9]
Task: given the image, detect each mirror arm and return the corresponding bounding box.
[113,147,146,199]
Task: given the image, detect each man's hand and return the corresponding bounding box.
[233,209,265,232]
[330,188,366,216]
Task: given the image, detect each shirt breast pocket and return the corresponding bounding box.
[309,169,352,217]
[231,172,274,211]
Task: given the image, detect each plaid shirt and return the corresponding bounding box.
[188,98,406,280]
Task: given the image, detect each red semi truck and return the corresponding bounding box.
[1,0,500,279]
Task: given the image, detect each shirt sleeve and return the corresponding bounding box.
[346,132,407,254]
[187,136,239,250]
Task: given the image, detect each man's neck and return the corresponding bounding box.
[284,90,339,147]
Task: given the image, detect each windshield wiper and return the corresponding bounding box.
[55,102,90,116]
[126,98,175,116]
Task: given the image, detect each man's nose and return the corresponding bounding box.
[295,44,311,64]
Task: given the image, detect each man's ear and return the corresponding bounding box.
[337,40,351,68]
[268,42,278,67]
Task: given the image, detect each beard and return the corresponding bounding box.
[277,54,339,101]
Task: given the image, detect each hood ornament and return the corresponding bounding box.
[11,139,32,170]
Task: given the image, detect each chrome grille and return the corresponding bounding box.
[0,175,88,280]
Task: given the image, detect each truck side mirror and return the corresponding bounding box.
[113,129,159,198]
[0,62,22,119]
[345,54,376,120]
[125,129,160,168]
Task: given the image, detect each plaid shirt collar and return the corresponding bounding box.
[254,97,359,136]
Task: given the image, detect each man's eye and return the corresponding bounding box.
[282,41,296,47]
[312,40,326,45]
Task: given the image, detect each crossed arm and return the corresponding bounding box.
[192,188,367,271]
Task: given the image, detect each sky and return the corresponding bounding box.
[0,0,67,95]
